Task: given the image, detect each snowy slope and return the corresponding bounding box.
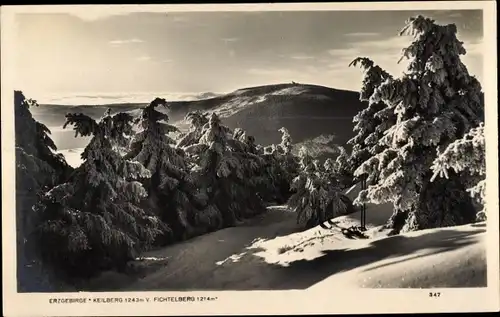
[80,194,486,291]
[308,222,486,289]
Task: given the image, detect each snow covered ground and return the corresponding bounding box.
[81,187,486,291]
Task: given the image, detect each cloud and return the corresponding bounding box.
[290,55,315,60]
[171,16,190,23]
[328,48,360,56]
[136,55,151,62]
[327,62,351,70]
[325,35,417,78]
[328,35,413,62]
[247,68,296,77]
[344,32,380,37]
[356,35,412,51]
[327,48,362,63]
[109,38,144,45]
[222,38,239,44]
[248,65,342,78]
[463,38,483,56]
[65,7,133,21]
[447,12,464,18]
[327,33,483,80]
[460,38,483,80]
[162,59,174,63]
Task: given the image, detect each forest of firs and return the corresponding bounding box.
[15,15,486,291]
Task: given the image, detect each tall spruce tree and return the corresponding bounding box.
[33,109,168,279]
[431,123,486,221]
[332,146,355,191]
[343,58,396,186]
[193,113,259,226]
[228,127,269,213]
[353,16,484,233]
[15,91,73,291]
[261,127,300,203]
[15,91,72,227]
[177,111,224,234]
[125,98,200,242]
[277,127,300,181]
[179,112,269,230]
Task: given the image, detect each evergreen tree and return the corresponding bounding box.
[353,16,484,233]
[260,127,300,203]
[193,113,259,226]
[179,112,269,230]
[277,127,300,180]
[33,109,168,279]
[177,111,224,233]
[342,58,396,186]
[431,123,486,221]
[176,110,209,149]
[15,90,73,291]
[228,127,269,212]
[15,91,72,219]
[288,148,355,229]
[126,98,200,243]
[331,146,355,191]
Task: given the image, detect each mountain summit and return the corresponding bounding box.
[168,83,366,147]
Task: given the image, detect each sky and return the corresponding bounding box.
[13,9,483,98]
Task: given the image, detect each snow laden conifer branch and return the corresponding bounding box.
[341,58,396,187]
[177,110,210,149]
[15,91,73,291]
[431,124,486,220]
[34,109,167,278]
[125,98,202,242]
[351,15,484,234]
[288,147,355,229]
[277,127,300,176]
[15,91,72,186]
[194,113,267,227]
[260,127,300,203]
[178,111,273,232]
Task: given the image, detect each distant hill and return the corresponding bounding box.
[168,83,366,147]
[32,83,366,157]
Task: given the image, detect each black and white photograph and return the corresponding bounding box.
[1,2,498,316]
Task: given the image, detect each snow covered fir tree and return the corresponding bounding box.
[11,13,488,293]
[431,123,486,221]
[259,127,300,203]
[14,91,73,291]
[33,109,168,279]
[350,15,485,234]
[178,112,268,229]
[288,147,356,230]
[125,98,201,243]
[341,57,396,188]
